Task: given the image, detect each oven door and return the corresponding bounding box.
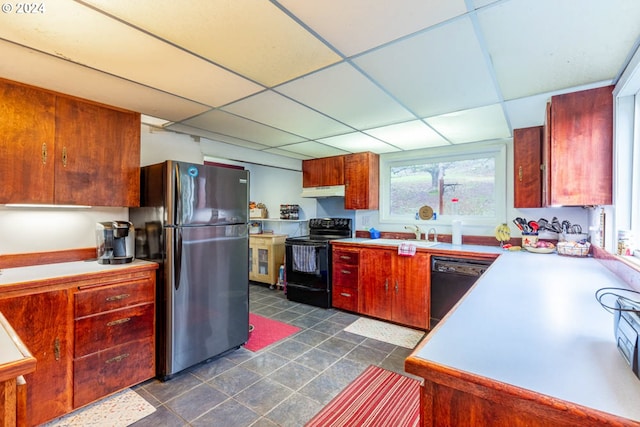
[285,240,331,307]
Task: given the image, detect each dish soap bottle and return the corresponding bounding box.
[451,198,462,246]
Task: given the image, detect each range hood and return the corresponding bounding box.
[300,185,345,198]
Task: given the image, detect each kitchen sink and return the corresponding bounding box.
[364,238,440,248]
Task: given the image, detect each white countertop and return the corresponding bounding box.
[0,259,157,287]
[413,251,640,421]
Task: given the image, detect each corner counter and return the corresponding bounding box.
[406,251,640,426]
[0,311,36,427]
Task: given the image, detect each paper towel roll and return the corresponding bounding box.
[452,219,462,245]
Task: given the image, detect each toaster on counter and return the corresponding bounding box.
[614,297,640,379]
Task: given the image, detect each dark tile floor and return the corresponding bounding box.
[130,283,419,427]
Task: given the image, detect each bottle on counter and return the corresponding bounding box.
[451,198,462,246]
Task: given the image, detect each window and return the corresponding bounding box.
[380,142,507,227]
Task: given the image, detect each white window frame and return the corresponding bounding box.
[379,140,508,228]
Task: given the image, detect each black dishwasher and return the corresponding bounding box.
[430,257,492,328]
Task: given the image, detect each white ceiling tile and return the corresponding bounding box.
[279,142,350,158]
[263,148,314,160]
[279,0,468,56]
[364,120,450,150]
[426,104,511,143]
[478,0,640,99]
[83,0,341,86]
[317,133,399,154]
[165,123,273,151]
[221,91,353,139]
[471,0,501,9]
[0,2,263,107]
[354,17,500,118]
[0,40,209,121]
[175,110,306,147]
[276,62,415,129]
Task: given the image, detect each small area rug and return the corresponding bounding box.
[306,365,420,427]
[344,317,425,349]
[244,313,301,352]
[42,388,155,427]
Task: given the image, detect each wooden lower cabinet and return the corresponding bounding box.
[331,248,360,311]
[408,367,634,427]
[0,290,73,427]
[359,248,430,329]
[0,264,156,427]
[249,234,286,286]
[73,273,156,408]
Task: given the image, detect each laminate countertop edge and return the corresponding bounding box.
[405,251,640,423]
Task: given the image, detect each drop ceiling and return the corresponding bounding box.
[1,0,639,160]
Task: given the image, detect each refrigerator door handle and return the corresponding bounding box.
[174,162,182,226]
[174,228,183,291]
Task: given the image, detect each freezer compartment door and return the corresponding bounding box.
[172,162,249,226]
[164,225,249,376]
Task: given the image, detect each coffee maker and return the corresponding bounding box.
[96,221,135,264]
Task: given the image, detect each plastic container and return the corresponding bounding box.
[452,220,462,245]
[618,230,633,255]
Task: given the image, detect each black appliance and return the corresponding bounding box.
[285,218,352,308]
[430,257,492,328]
[614,297,640,379]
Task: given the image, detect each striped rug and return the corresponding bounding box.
[306,365,420,427]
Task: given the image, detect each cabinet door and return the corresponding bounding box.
[0,290,72,427]
[392,253,429,329]
[513,126,542,208]
[54,97,141,206]
[0,79,56,204]
[548,85,613,206]
[359,249,392,320]
[345,152,379,210]
[302,155,344,187]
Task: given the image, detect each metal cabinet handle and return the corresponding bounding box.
[62,146,67,167]
[106,353,130,364]
[339,255,351,260]
[105,293,130,302]
[518,166,523,182]
[54,338,60,361]
[395,280,399,294]
[341,269,351,274]
[340,292,351,297]
[41,143,47,164]
[384,279,388,292]
[107,317,131,327]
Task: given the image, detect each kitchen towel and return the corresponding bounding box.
[397,242,417,256]
[292,245,317,273]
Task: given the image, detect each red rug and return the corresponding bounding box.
[244,313,301,352]
[306,365,420,427]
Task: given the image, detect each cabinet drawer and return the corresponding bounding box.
[73,338,154,408]
[75,279,154,318]
[333,250,359,265]
[74,303,154,357]
[333,264,359,289]
[333,286,358,312]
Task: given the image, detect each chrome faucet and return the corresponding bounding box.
[428,227,438,243]
[405,225,422,240]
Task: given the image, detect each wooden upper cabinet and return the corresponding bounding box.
[345,152,379,210]
[546,85,614,206]
[0,77,141,207]
[513,126,543,208]
[0,79,56,204]
[302,155,344,187]
[54,97,140,206]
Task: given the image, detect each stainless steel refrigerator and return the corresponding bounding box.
[129,160,249,380]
